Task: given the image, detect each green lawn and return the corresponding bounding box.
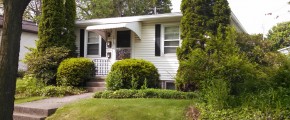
[15,96,46,104]
[47,98,193,120]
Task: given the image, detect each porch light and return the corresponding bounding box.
[107,41,112,48]
[107,52,111,58]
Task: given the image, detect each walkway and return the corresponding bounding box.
[13,93,94,120]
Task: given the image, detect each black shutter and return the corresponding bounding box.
[101,38,106,57]
[155,24,161,56]
[80,29,85,57]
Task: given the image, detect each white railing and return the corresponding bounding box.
[92,58,110,76]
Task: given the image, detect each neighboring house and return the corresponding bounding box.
[0,16,38,70]
[278,46,290,55]
[75,12,246,89]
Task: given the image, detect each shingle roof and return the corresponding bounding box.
[0,16,38,33]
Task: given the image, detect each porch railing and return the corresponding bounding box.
[92,58,110,76]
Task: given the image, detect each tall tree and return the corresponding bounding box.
[177,0,214,61]
[267,21,290,50]
[64,0,77,56]
[176,0,232,91]
[76,0,172,20]
[0,0,31,119]
[37,0,65,52]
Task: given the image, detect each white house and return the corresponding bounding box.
[278,46,290,55]
[75,12,246,89]
[0,16,38,70]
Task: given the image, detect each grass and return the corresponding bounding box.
[15,96,46,104]
[47,98,193,120]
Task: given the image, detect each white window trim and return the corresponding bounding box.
[161,23,181,56]
[85,31,102,58]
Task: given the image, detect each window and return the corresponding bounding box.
[163,26,180,54]
[87,32,100,55]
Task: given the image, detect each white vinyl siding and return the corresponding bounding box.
[133,22,180,81]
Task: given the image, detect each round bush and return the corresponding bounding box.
[57,58,95,86]
[106,59,160,90]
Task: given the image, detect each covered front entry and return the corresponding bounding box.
[116,30,131,60]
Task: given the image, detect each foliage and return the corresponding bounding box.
[271,57,290,88]
[40,86,85,97]
[76,0,172,20]
[267,21,290,50]
[197,87,290,119]
[176,26,259,94]
[16,75,44,97]
[47,99,192,120]
[106,59,160,90]
[37,0,65,52]
[16,75,86,97]
[24,47,71,85]
[37,0,76,56]
[63,0,77,56]
[202,79,230,109]
[57,58,95,87]
[94,89,196,99]
[177,0,231,60]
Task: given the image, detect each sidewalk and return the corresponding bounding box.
[13,93,94,120]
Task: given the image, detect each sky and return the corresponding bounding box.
[171,0,290,36]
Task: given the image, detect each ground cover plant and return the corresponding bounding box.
[94,89,197,99]
[16,75,86,98]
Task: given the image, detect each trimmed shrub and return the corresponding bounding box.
[93,89,196,99]
[24,46,71,85]
[106,59,160,90]
[57,58,95,87]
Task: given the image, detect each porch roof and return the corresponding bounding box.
[86,22,142,40]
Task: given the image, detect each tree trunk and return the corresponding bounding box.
[0,0,31,119]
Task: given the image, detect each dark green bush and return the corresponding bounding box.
[106,59,160,90]
[24,46,71,85]
[271,58,290,88]
[57,58,95,87]
[93,89,196,99]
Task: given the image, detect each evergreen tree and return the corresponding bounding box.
[37,0,65,52]
[176,0,238,92]
[64,0,77,56]
[177,0,214,61]
[211,0,231,34]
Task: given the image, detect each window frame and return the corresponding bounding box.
[85,31,102,57]
[161,24,181,56]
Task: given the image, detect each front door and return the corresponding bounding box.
[116,30,131,60]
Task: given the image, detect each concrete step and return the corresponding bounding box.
[86,82,106,87]
[86,87,106,92]
[13,112,46,120]
[14,105,57,117]
[89,78,106,82]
